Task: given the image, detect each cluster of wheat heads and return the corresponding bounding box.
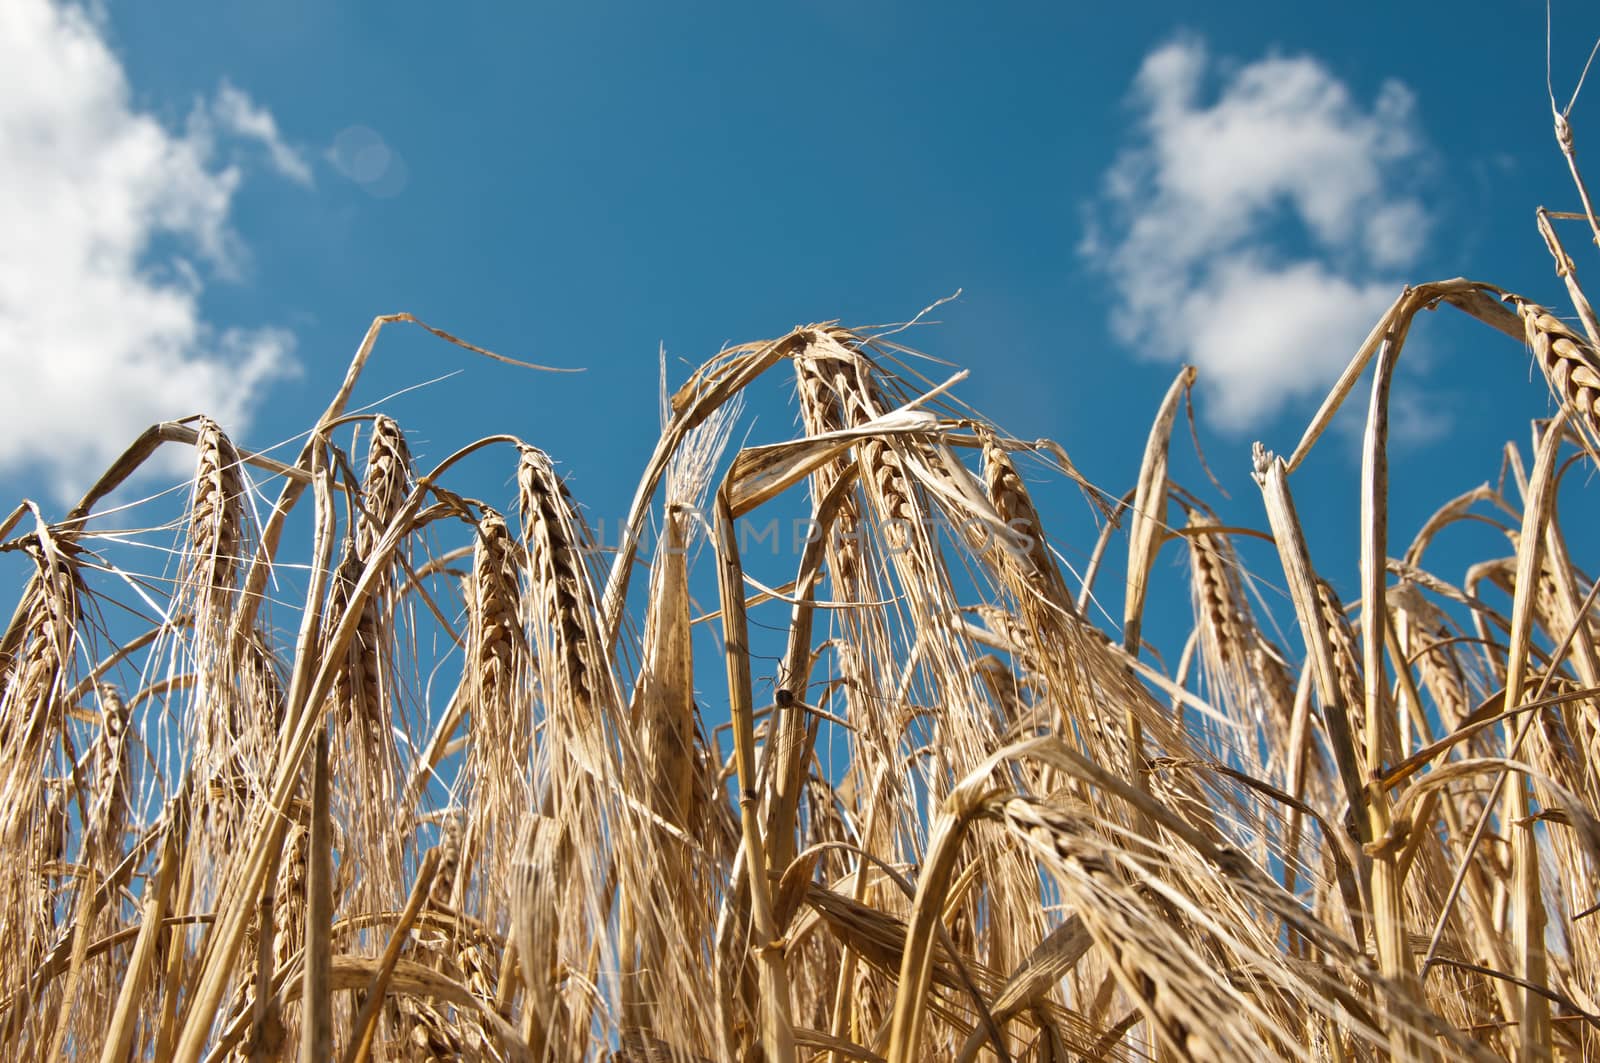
[11,242,1600,1061]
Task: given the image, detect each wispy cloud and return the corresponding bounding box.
[1082,36,1432,432]
[206,80,314,186]
[0,0,303,497]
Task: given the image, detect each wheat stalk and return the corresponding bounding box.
[10,251,1600,1061]
[1515,298,1600,446]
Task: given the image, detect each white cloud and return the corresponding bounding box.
[1161,256,1397,424]
[206,80,313,186]
[0,0,301,498]
[1083,36,1432,433]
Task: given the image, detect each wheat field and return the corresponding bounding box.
[9,161,1600,1062]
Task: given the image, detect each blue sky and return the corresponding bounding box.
[5,0,1600,650]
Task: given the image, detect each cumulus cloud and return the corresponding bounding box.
[1083,36,1432,433]
[0,0,303,497]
